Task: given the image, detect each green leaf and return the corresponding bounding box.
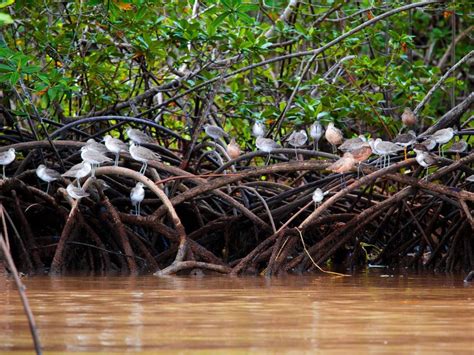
[0,63,14,72]
[9,71,19,85]
[0,12,12,24]
[212,11,230,28]
[0,0,14,9]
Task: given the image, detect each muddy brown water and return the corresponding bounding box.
[0,273,472,354]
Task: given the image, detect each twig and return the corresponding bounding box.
[0,204,43,355]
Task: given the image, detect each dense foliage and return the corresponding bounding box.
[0,0,471,144]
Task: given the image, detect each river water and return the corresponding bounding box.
[0,273,472,354]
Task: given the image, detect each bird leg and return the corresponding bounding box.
[2,166,5,179]
[404,147,407,161]
[138,203,141,216]
[114,153,119,166]
[265,153,271,166]
[46,182,50,194]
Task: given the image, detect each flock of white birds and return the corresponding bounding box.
[0,108,471,215]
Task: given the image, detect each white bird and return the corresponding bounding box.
[369,138,403,168]
[256,136,280,153]
[104,135,128,166]
[126,127,155,145]
[0,148,15,179]
[130,182,145,215]
[312,188,327,205]
[204,124,228,140]
[288,130,308,159]
[85,139,108,154]
[339,135,367,153]
[446,140,468,154]
[129,142,161,174]
[467,175,474,183]
[62,162,92,187]
[81,146,112,175]
[66,183,90,200]
[309,121,323,150]
[421,138,436,151]
[325,122,344,153]
[430,127,455,156]
[36,164,61,193]
[413,147,437,179]
[256,136,280,165]
[252,122,266,138]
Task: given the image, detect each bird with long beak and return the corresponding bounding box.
[36,164,61,193]
[126,127,156,145]
[429,127,455,156]
[62,162,92,188]
[325,122,344,153]
[129,142,161,174]
[204,124,228,140]
[81,146,112,175]
[66,183,90,200]
[104,135,129,166]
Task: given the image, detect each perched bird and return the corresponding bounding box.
[288,130,308,159]
[126,127,155,145]
[130,182,145,215]
[325,122,344,153]
[368,138,403,168]
[256,136,280,165]
[104,135,128,166]
[339,135,367,153]
[446,140,468,160]
[312,188,328,205]
[226,138,241,160]
[256,136,280,153]
[252,121,266,138]
[36,164,61,193]
[81,146,112,175]
[0,148,15,179]
[85,139,108,155]
[401,107,417,127]
[350,145,373,177]
[327,152,357,174]
[66,183,90,200]
[446,140,468,154]
[129,142,161,174]
[420,138,436,151]
[62,162,92,188]
[429,127,455,156]
[413,145,438,179]
[204,124,228,140]
[309,121,323,150]
[393,130,417,160]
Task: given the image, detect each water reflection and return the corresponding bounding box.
[0,273,472,353]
